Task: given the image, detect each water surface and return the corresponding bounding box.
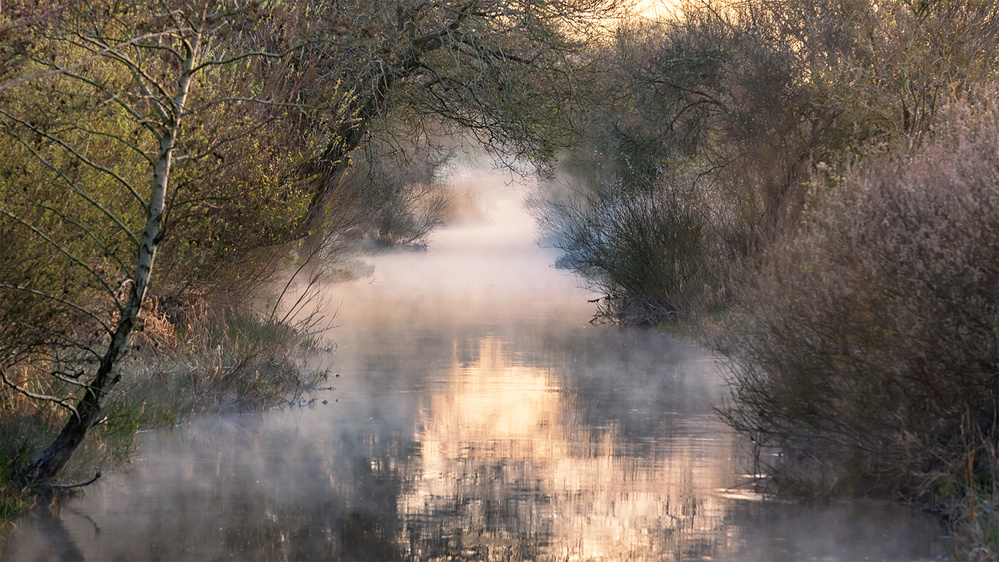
[1,167,948,561]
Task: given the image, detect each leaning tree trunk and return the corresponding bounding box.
[17,35,199,489]
[295,55,419,258]
[296,100,375,260]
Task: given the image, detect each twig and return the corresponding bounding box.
[47,470,102,490]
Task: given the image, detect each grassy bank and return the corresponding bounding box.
[0,308,329,532]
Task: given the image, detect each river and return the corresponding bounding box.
[1,164,949,561]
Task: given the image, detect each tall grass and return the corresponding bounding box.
[121,306,331,427]
[717,95,998,557]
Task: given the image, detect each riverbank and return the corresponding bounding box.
[0,308,329,532]
[542,92,999,560]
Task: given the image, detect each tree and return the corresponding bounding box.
[285,0,626,251]
[0,0,310,487]
[1,0,629,488]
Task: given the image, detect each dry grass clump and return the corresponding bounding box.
[120,305,331,427]
[718,95,998,556]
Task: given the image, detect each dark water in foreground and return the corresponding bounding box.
[2,169,948,560]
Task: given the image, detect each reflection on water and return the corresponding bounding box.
[398,336,734,561]
[1,166,948,560]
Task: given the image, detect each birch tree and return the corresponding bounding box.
[1,0,627,486]
[0,0,308,487]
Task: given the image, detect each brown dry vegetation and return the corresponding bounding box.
[717,96,999,556]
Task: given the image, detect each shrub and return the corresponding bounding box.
[718,94,998,554]
[335,132,456,250]
[538,173,714,324]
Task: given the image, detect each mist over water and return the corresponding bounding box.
[2,164,949,561]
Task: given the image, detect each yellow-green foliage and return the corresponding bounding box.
[155,96,313,306]
[0,41,147,376]
[0,0,319,461]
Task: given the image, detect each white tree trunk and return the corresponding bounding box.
[18,31,201,488]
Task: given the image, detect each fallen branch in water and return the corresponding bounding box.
[46,471,101,491]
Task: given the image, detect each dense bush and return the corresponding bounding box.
[718,97,998,552]
[537,173,713,324]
